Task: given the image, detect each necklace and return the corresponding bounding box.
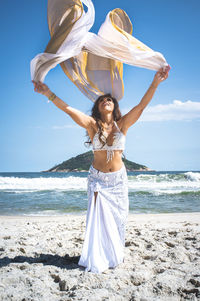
[102,122,115,140]
[103,122,114,131]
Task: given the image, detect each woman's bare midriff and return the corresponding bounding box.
[92,150,124,173]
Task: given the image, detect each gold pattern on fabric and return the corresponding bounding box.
[44,1,127,101]
[31,0,168,102]
[47,0,82,34]
[110,8,133,35]
[45,3,83,53]
[110,9,152,52]
[57,6,126,100]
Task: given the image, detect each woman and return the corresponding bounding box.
[32,64,170,273]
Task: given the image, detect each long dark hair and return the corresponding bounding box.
[85,93,122,147]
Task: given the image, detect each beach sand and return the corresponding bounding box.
[0,212,200,301]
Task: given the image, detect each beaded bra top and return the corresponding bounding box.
[92,121,126,162]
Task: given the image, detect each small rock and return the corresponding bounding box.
[182,288,199,297]
[130,275,144,286]
[189,279,200,287]
[185,237,196,241]
[156,268,165,274]
[19,248,26,254]
[143,255,151,260]
[71,285,78,291]
[156,282,163,290]
[159,257,166,262]
[50,274,69,292]
[153,282,163,294]
[19,265,26,270]
[165,241,175,247]
[0,247,5,252]
[188,254,197,262]
[68,291,76,298]
[59,280,67,291]
[19,241,26,246]
[125,241,132,247]
[3,236,11,240]
[51,274,61,283]
[168,231,178,236]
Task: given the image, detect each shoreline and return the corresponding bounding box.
[0,211,200,221]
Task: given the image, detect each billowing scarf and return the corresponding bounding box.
[30,0,168,102]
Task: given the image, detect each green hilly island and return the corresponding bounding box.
[42,151,151,172]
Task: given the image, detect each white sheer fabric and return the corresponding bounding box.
[78,164,129,273]
[30,0,168,101]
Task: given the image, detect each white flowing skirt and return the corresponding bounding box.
[78,164,129,273]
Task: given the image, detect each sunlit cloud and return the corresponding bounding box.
[122,100,200,122]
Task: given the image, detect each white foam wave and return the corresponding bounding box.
[0,172,200,194]
[0,176,87,191]
[130,172,200,182]
[128,179,200,193]
[128,172,200,193]
[147,189,190,196]
[184,172,200,182]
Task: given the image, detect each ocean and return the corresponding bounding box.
[0,171,200,216]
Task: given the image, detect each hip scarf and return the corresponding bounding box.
[78,164,129,273]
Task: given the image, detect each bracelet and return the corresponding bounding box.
[48,92,57,101]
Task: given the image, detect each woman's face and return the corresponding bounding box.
[98,96,114,114]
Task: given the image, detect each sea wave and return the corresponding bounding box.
[184,171,200,182]
[128,171,200,183]
[0,171,200,195]
[0,176,87,191]
[129,190,200,196]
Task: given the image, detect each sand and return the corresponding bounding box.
[0,212,200,301]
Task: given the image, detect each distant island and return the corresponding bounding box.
[42,151,152,172]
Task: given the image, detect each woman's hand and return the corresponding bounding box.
[152,64,171,87]
[32,80,51,97]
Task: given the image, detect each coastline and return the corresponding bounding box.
[0,211,200,221]
[0,212,200,300]
[41,168,154,172]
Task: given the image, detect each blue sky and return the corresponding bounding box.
[1,0,200,172]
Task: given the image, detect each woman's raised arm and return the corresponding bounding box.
[32,81,95,129]
[120,65,171,134]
